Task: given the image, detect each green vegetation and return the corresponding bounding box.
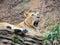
[12,36,24,45]
[58,20,60,25]
[46,19,54,24]
[43,20,60,45]
[43,25,60,45]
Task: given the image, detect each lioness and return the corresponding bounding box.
[15,10,40,36]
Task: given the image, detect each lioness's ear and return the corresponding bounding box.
[24,10,31,17]
[24,11,29,17]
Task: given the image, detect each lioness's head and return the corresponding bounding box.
[24,10,40,28]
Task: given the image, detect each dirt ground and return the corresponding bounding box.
[0,0,41,24]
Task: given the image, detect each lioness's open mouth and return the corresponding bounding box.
[33,20,39,27]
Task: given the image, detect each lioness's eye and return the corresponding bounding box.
[32,14,34,16]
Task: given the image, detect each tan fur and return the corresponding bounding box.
[15,11,40,36]
[0,22,25,31]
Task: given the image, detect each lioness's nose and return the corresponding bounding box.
[37,16,40,18]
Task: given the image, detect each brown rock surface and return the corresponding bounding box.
[0,0,30,24]
[0,28,43,45]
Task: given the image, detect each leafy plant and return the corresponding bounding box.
[46,19,54,24]
[12,36,24,45]
[43,25,60,45]
[48,25,59,31]
[58,20,60,25]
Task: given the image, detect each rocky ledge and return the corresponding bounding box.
[0,28,43,45]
